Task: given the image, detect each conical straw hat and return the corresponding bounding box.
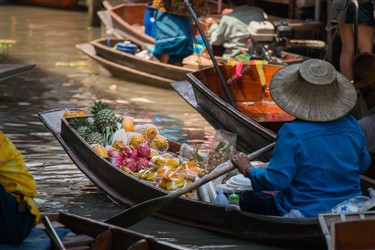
[269,59,357,122]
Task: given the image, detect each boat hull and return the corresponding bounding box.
[75,43,173,88]
[91,38,193,81]
[39,109,329,248]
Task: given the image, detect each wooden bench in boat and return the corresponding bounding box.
[318,211,375,250]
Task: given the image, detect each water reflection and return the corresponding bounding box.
[1,3,293,249]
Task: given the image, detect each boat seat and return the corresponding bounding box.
[331,219,375,249]
[61,234,95,250]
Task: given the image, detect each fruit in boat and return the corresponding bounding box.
[136,143,151,159]
[128,133,145,148]
[135,124,158,141]
[150,149,159,158]
[159,173,185,191]
[76,126,94,140]
[91,99,110,115]
[94,109,117,131]
[91,144,108,157]
[151,155,179,168]
[151,135,168,152]
[86,132,104,146]
[121,117,135,132]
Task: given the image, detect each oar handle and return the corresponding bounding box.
[170,142,276,199]
[42,216,66,250]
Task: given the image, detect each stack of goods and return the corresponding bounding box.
[65,100,263,201]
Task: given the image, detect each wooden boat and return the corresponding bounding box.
[318,211,375,250]
[1,212,188,249]
[75,43,174,89]
[102,1,155,46]
[38,108,375,249]
[90,37,194,82]
[102,1,322,47]
[0,63,35,80]
[174,64,292,159]
[171,66,375,184]
[12,0,79,9]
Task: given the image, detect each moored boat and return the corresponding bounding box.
[0,212,188,250]
[90,37,195,82]
[75,42,174,88]
[12,0,79,9]
[39,108,375,249]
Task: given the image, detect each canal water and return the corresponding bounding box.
[1,3,293,249]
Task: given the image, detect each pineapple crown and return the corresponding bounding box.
[68,117,92,129]
[91,100,111,115]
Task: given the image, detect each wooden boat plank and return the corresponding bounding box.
[318,211,375,250]
[39,109,331,248]
[75,43,173,88]
[0,63,35,80]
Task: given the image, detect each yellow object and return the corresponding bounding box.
[149,149,159,158]
[128,133,145,148]
[151,155,179,168]
[0,131,40,224]
[255,61,266,87]
[91,144,109,158]
[159,172,185,191]
[121,117,135,132]
[135,124,158,141]
[152,135,168,152]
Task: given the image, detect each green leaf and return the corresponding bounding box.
[215,141,227,152]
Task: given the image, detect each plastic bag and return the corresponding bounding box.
[206,130,237,173]
[331,188,375,213]
[283,209,305,218]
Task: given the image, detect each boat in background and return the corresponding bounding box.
[90,37,196,82]
[0,212,188,250]
[76,42,174,88]
[12,0,79,9]
[0,63,35,80]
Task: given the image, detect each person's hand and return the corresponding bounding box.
[230,152,253,176]
[221,8,233,16]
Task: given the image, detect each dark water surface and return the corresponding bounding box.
[1,4,292,249]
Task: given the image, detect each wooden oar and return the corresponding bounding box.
[105,142,275,228]
[42,216,66,250]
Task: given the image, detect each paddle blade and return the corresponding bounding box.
[105,195,174,228]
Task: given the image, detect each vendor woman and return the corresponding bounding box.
[230,59,371,217]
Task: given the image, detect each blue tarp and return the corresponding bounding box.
[0,227,70,250]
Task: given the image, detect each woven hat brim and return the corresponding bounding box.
[270,65,357,122]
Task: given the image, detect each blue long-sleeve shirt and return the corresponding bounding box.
[249,115,371,217]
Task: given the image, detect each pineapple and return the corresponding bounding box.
[68,117,91,129]
[76,126,94,140]
[86,132,104,146]
[94,109,117,131]
[91,99,111,115]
